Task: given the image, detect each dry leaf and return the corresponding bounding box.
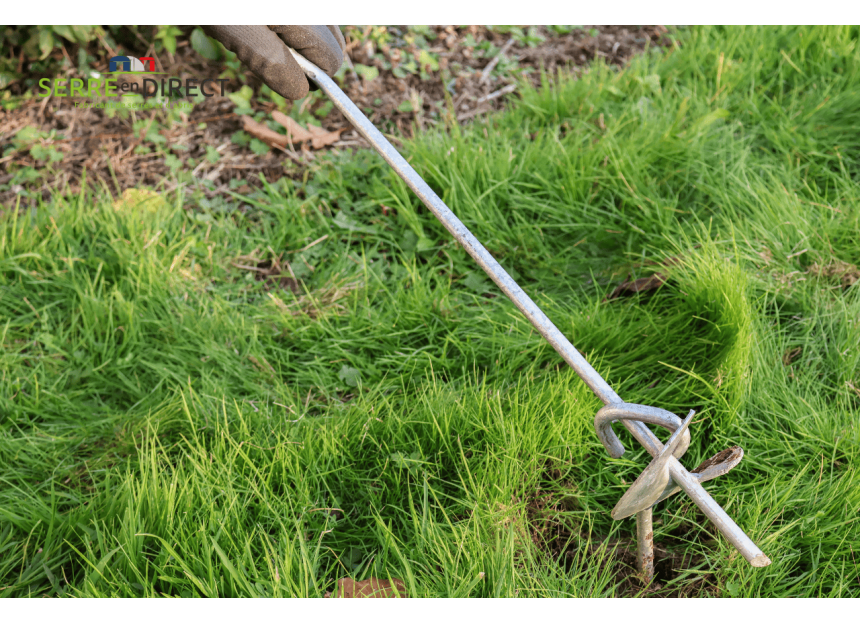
[241,115,290,148]
[692,446,743,475]
[259,111,344,149]
[324,577,407,598]
[605,273,667,301]
[305,122,344,149]
[271,110,314,143]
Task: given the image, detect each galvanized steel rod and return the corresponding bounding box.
[636,510,655,581]
[291,51,620,406]
[668,460,770,566]
[293,50,770,569]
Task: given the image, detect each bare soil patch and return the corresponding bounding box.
[527,464,719,597]
[1,26,672,210]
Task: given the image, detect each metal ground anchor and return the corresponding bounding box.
[596,404,761,581]
[292,49,772,584]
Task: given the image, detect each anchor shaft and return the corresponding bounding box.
[636,510,655,581]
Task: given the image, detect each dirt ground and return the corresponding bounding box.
[527,463,720,597]
[0,26,672,210]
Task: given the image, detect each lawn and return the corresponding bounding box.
[1,25,859,597]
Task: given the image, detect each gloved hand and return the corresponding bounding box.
[202,26,346,101]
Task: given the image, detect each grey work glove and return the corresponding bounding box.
[202,26,346,101]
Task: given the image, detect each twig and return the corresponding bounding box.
[480,38,515,84]
[456,84,518,122]
[232,262,266,272]
[38,93,52,119]
[477,83,517,104]
[331,140,367,148]
[285,260,299,283]
[203,164,225,181]
[289,234,329,254]
[455,106,487,122]
[59,42,74,71]
[96,31,117,60]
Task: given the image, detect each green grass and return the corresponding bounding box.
[1,25,859,597]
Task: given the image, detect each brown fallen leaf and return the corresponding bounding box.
[305,122,344,149]
[251,111,344,150]
[271,110,314,143]
[241,115,290,148]
[324,577,408,598]
[605,273,667,301]
[693,446,743,474]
